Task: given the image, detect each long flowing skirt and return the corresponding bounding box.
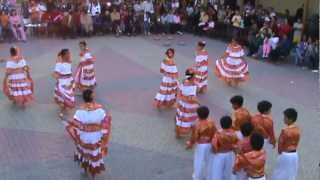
[4,76,33,104]
[175,99,199,135]
[215,57,249,84]
[54,78,75,108]
[154,76,178,108]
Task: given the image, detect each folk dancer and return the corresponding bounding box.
[65,89,112,180]
[194,41,209,94]
[215,38,249,86]
[186,106,217,180]
[230,95,251,139]
[3,47,33,106]
[233,133,267,180]
[209,116,239,180]
[175,68,199,137]
[251,100,276,152]
[53,49,75,118]
[273,108,300,180]
[154,48,178,108]
[234,122,254,180]
[75,41,97,93]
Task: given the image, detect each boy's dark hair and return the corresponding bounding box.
[240,122,254,137]
[59,49,69,57]
[257,100,272,114]
[10,47,17,56]
[185,69,195,80]
[197,106,210,120]
[283,108,298,122]
[250,133,264,150]
[220,116,232,129]
[230,95,244,107]
[79,41,87,47]
[83,89,93,103]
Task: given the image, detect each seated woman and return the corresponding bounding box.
[9,10,27,42]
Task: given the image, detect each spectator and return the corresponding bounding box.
[159,11,169,34]
[279,18,292,39]
[61,11,73,39]
[171,0,179,10]
[262,34,271,59]
[186,3,194,17]
[9,9,26,42]
[124,9,134,36]
[269,33,280,51]
[143,11,151,36]
[100,3,112,34]
[142,0,154,14]
[197,10,209,35]
[293,18,303,44]
[270,16,279,35]
[270,34,291,61]
[80,10,93,36]
[172,11,182,35]
[72,9,81,37]
[87,0,101,34]
[231,9,241,28]
[305,37,319,70]
[29,0,40,23]
[110,7,121,36]
[294,35,307,66]
[217,5,226,22]
[0,10,11,41]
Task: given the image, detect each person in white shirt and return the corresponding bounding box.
[143,11,151,35]
[87,0,101,33]
[142,0,154,14]
[171,0,179,10]
[160,12,169,34]
[172,12,182,35]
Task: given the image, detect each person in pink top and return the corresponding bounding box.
[9,10,27,42]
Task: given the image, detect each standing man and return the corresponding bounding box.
[87,0,101,34]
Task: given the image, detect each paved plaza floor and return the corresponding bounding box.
[0,34,318,180]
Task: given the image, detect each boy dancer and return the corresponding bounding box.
[233,133,267,180]
[251,100,276,150]
[273,108,300,180]
[210,116,238,180]
[186,106,217,180]
[234,122,254,180]
[230,95,251,139]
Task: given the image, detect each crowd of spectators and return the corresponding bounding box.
[0,0,318,71]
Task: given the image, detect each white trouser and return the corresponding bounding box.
[263,139,273,152]
[235,131,244,140]
[248,175,266,180]
[235,169,248,180]
[193,143,211,180]
[209,151,236,180]
[272,152,299,180]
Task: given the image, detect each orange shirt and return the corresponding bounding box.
[190,119,217,145]
[251,114,276,146]
[232,107,251,131]
[0,14,9,27]
[278,124,300,153]
[234,149,266,178]
[236,136,252,154]
[211,129,238,153]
